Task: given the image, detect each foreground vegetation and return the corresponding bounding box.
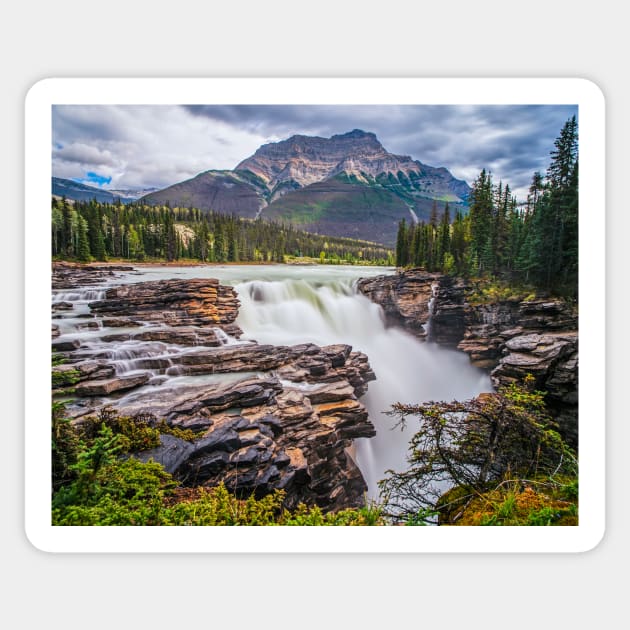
[51,404,384,526]
[379,376,578,526]
[52,375,576,526]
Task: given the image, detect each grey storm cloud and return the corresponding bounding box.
[53,103,578,200]
[54,143,118,167]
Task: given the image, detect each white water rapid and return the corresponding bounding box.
[52,264,493,500]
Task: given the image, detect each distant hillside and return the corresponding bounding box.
[52,178,134,204]
[140,129,470,247]
[141,170,269,217]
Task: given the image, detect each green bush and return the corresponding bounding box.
[380,377,578,525]
[52,368,81,388]
[51,404,386,526]
[52,403,82,490]
[53,457,176,525]
[77,408,161,452]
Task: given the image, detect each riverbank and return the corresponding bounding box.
[52,264,380,510]
[52,257,393,268]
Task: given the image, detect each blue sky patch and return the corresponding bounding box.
[72,171,112,187]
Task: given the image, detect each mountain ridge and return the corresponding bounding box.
[234,128,469,202]
[55,130,470,247]
[52,178,159,204]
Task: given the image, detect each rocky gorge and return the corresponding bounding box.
[52,263,377,511]
[357,269,579,445]
[52,262,578,517]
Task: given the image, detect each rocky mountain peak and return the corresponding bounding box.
[140,129,471,247]
[236,129,412,189]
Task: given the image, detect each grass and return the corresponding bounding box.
[452,478,578,526]
[466,278,539,305]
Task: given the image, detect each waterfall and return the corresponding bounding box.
[422,282,439,341]
[52,288,107,302]
[54,264,493,502]
[234,275,492,498]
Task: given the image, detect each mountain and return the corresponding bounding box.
[52,178,135,204]
[52,178,159,204]
[139,170,269,217]
[106,186,160,200]
[140,129,470,247]
[236,129,469,203]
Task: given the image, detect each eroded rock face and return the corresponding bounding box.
[357,269,440,336]
[132,369,376,511]
[67,344,377,511]
[489,329,578,445]
[52,262,135,290]
[430,276,470,346]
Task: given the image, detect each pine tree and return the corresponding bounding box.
[395,219,409,267]
[451,210,468,275]
[527,116,579,293]
[76,215,91,262]
[492,183,510,275]
[468,170,494,275]
[560,158,579,292]
[527,172,545,214]
[61,199,74,257]
[438,203,451,270]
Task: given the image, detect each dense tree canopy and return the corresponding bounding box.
[394,117,579,297]
[52,200,394,266]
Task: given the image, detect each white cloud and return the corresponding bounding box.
[52,105,268,189]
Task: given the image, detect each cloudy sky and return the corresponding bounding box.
[52,104,577,201]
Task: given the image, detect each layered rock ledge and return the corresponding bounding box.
[88,278,243,338]
[52,262,136,290]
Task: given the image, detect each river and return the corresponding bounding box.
[52,263,493,499]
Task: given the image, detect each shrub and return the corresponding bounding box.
[379,377,578,525]
[52,368,81,388]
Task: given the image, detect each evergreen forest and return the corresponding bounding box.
[51,199,393,265]
[395,116,579,296]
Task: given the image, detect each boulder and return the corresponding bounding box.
[52,262,133,290]
[133,434,195,474]
[52,301,74,310]
[357,269,440,335]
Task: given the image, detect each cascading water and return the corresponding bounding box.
[233,274,492,499]
[422,282,439,341]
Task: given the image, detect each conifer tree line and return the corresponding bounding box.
[51,201,394,265]
[395,117,579,296]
